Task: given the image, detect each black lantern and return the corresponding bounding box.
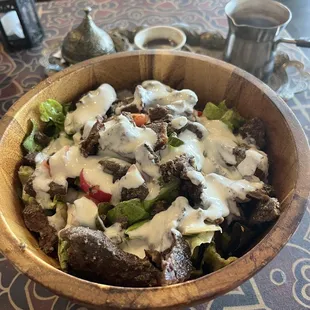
[0,0,44,51]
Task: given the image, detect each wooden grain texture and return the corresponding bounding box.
[0,51,308,310]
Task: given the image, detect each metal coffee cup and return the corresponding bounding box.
[224,0,310,81]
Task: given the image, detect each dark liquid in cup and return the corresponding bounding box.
[143,39,177,49]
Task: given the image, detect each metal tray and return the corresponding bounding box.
[39,24,310,101]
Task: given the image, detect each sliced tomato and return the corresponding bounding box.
[131,113,149,127]
[90,185,112,202]
[85,194,100,205]
[79,169,90,192]
[42,160,51,176]
[79,169,112,203]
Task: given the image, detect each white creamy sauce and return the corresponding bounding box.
[35,152,49,164]
[49,145,110,187]
[198,118,242,179]
[43,132,73,156]
[237,149,268,177]
[118,80,198,116]
[83,168,114,194]
[99,115,157,159]
[160,118,247,180]
[104,222,124,244]
[82,119,97,139]
[171,116,188,129]
[145,181,161,200]
[48,203,67,231]
[66,197,97,229]
[110,165,145,204]
[135,143,160,179]
[64,84,116,134]
[32,162,53,209]
[118,165,144,189]
[160,130,205,170]
[123,197,221,258]
[73,132,82,144]
[200,173,263,221]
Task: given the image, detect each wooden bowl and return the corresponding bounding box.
[0,51,309,309]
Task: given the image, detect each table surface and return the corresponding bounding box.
[0,1,309,309]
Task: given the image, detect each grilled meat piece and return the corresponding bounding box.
[160,154,195,183]
[60,227,159,287]
[22,152,37,168]
[250,197,280,225]
[121,183,149,201]
[99,158,130,182]
[239,118,266,149]
[80,118,105,157]
[146,122,168,151]
[23,199,57,254]
[48,181,67,197]
[34,131,52,147]
[148,105,172,122]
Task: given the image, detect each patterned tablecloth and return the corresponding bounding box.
[0,1,309,309]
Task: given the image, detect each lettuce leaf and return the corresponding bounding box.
[168,133,184,147]
[18,166,34,186]
[58,239,69,270]
[22,120,43,153]
[218,100,228,112]
[107,199,150,226]
[203,102,225,120]
[143,179,180,212]
[203,242,237,271]
[125,219,149,234]
[40,99,65,124]
[203,100,244,131]
[186,231,215,254]
[220,109,245,131]
[39,99,65,136]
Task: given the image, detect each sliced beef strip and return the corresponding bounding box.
[146,122,168,151]
[249,197,280,225]
[233,146,247,165]
[24,177,36,197]
[239,117,266,149]
[22,152,37,168]
[121,183,149,201]
[48,182,67,197]
[177,121,205,140]
[99,159,130,182]
[160,154,195,183]
[247,188,270,201]
[150,200,170,217]
[112,97,140,114]
[34,131,52,148]
[80,118,105,157]
[159,231,192,285]
[148,105,172,122]
[263,184,276,196]
[180,180,204,206]
[23,199,58,254]
[60,226,160,287]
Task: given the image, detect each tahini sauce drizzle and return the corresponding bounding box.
[64,84,116,134]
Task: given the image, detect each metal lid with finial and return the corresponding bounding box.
[61,7,115,64]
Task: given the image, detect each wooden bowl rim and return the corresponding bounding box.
[0,51,309,309]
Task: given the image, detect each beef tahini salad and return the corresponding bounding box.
[19,81,280,287]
